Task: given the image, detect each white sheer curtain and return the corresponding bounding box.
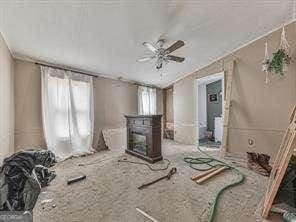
[41,66,94,160]
[138,86,156,115]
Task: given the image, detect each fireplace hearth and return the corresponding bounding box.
[125,115,163,163]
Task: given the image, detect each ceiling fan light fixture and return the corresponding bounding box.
[138,39,185,71]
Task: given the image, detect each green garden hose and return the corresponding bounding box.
[184,146,245,222]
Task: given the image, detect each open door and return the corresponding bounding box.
[196,72,224,149]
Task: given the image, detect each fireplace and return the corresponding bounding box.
[132,132,147,155]
[125,115,162,163]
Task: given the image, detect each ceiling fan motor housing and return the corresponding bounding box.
[156,39,165,48]
[138,39,185,70]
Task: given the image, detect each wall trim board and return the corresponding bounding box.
[224,152,276,164]
[196,72,225,84]
[0,31,13,56]
[224,152,247,161]
[163,89,166,134]
[174,123,195,127]
[220,60,234,157]
[167,19,296,88]
[228,127,285,133]
[224,154,248,163]
[14,130,43,135]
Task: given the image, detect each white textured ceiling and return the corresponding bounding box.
[0,0,294,87]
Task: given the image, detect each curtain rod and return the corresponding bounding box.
[35,62,161,88]
[133,83,159,89]
[35,62,98,78]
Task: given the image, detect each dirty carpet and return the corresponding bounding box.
[34,140,275,222]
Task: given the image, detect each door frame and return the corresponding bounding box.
[195,72,225,148]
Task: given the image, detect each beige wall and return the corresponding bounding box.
[174,74,196,144]
[173,22,296,159]
[14,60,45,151]
[93,79,163,150]
[14,59,163,151]
[0,32,14,161]
[156,88,163,116]
[93,77,138,150]
[165,88,174,123]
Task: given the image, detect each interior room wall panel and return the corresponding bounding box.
[173,22,296,159]
[165,88,174,124]
[93,77,138,150]
[14,59,163,151]
[0,32,14,162]
[14,60,45,151]
[174,74,196,144]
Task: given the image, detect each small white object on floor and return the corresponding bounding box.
[41,199,53,204]
[136,208,158,222]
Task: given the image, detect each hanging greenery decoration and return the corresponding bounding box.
[265,48,291,75]
[262,26,291,79]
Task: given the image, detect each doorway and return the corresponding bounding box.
[196,72,224,149]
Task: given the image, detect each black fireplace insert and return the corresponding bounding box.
[132,132,147,155]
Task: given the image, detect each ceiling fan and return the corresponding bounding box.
[137,39,185,70]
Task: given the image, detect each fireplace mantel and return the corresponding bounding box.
[125,115,162,163]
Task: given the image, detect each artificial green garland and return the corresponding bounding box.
[264,48,291,75]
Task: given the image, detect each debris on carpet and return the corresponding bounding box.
[184,147,245,222]
[191,166,227,184]
[67,175,86,185]
[247,152,272,177]
[136,207,158,222]
[118,157,171,171]
[40,199,53,205]
[138,167,177,190]
[0,150,56,211]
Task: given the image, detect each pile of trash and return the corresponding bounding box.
[0,149,56,211]
[247,152,272,177]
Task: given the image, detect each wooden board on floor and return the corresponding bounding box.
[195,166,227,184]
[262,105,296,218]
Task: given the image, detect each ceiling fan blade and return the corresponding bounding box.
[167,55,185,62]
[137,56,154,62]
[143,42,158,53]
[165,40,185,54]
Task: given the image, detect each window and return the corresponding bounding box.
[71,80,92,136]
[47,76,70,138]
[138,86,156,115]
[46,75,93,138]
[41,66,94,160]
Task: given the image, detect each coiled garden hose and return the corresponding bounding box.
[184,146,245,222]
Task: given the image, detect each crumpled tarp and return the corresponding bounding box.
[0,149,56,211]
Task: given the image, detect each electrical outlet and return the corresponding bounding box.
[248,138,254,146]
